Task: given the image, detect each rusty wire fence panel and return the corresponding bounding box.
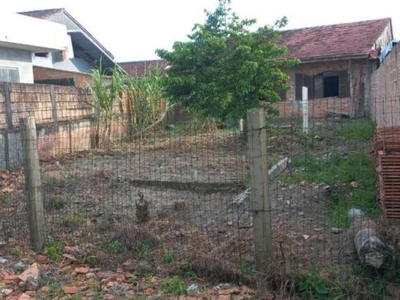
[9,118,252,275]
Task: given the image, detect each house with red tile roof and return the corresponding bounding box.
[277,18,393,118]
[120,18,393,118]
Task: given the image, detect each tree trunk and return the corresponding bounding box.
[349,209,393,269]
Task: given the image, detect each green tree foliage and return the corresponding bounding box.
[156,0,299,122]
[89,60,125,148]
[125,66,171,135]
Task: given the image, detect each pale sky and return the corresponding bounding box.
[5,0,399,62]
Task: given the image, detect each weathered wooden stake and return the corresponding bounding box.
[247,108,272,271]
[20,117,45,251]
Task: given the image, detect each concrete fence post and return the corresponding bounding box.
[20,117,45,251]
[247,108,272,272]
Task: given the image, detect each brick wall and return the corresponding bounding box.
[33,66,111,87]
[274,97,351,118]
[370,43,400,128]
[0,82,127,171]
[278,59,366,118]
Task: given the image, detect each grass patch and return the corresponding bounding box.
[162,249,174,264]
[180,262,197,279]
[107,240,124,254]
[44,241,64,261]
[10,247,22,257]
[335,118,375,141]
[44,195,66,210]
[295,266,346,299]
[162,275,186,296]
[60,213,86,229]
[0,191,11,203]
[283,151,379,227]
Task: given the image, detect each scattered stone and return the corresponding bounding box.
[62,286,79,294]
[137,260,153,273]
[18,293,31,300]
[331,228,345,234]
[34,255,47,264]
[86,272,96,279]
[187,283,200,295]
[214,283,232,291]
[0,258,8,264]
[20,274,39,291]
[122,259,135,272]
[75,266,90,274]
[175,230,184,237]
[18,263,39,282]
[350,181,359,188]
[14,262,27,272]
[1,288,13,296]
[3,274,20,283]
[96,271,115,279]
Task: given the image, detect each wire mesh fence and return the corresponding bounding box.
[2,93,400,298]
[2,116,254,275]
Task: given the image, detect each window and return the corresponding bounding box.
[295,70,349,100]
[0,67,20,83]
[35,52,49,58]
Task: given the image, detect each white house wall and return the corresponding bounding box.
[375,23,393,51]
[0,47,34,83]
[0,12,69,52]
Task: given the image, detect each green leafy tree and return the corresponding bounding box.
[156,0,299,123]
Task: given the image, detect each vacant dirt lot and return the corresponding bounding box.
[2,118,389,298]
[1,122,352,269]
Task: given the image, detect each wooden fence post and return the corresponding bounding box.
[20,117,45,251]
[247,108,272,271]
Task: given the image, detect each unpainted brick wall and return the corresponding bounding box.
[0,82,128,171]
[274,97,351,119]
[278,59,366,118]
[370,43,400,128]
[33,66,112,88]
